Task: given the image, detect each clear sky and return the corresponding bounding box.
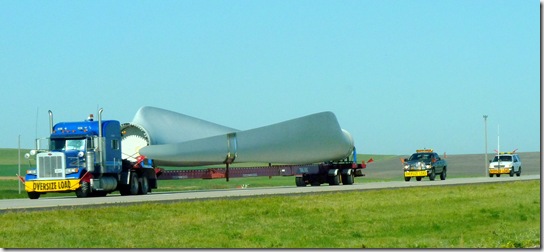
[1,0,540,155]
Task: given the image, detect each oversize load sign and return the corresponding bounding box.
[25,179,80,192]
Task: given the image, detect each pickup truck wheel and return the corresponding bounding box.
[516,167,521,177]
[416,177,422,181]
[428,169,435,181]
[509,169,514,177]
[440,168,447,180]
[404,177,411,182]
[429,169,436,181]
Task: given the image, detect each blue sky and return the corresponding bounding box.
[1,0,540,155]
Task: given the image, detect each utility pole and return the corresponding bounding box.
[483,115,488,177]
[18,135,21,194]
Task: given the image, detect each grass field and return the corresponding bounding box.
[0,180,539,248]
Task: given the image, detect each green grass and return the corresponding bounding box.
[0,180,539,248]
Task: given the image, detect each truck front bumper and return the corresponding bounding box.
[25,179,81,193]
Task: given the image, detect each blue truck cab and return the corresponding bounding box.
[23,109,157,199]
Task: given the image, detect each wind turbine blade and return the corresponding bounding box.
[131,106,238,145]
[140,111,354,166]
[121,106,239,162]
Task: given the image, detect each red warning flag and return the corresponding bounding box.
[367,158,374,163]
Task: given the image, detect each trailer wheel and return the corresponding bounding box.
[139,176,149,195]
[295,177,306,187]
[76,181,91,198]
[328,174,340,186]
[342,173,354,185]
[27,192,40,199]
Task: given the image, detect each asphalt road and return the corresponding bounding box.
[0,174,539,212]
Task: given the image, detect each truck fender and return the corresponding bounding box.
[328,169,339,177]
[341,169,352,176]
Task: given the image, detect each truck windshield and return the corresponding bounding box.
[492,155,512,162]
[408,153,432,161]
[50,139,86,151]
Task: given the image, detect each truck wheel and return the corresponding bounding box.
[489,173,493,178]
[516,167,521,177]
[404,177,411,182]
[138,176,149,195]
[496,174,500,177]
[440,168,447,180]
[328,174,340,186]
[76,181,91,198]
[27,192,40,199]
[416,177,422,181]
[429,169,436,181]
[342,173,354,185]
[295,177,306,187]
[129,172,140,195]
[509,169,514,177]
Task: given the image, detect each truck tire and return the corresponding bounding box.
[429,169,436,181]
[295,177,306,187]
[416,177,422,181]
[129,172,140,195]
[342,173,354,185]
[440,167,447,180]
[76,181,91,198]
[509,169,514,177]
[404,176,411,182]
[139,176,149,195]
[516,167,521,176]
[28,192,40,199]
[489,173,493,178]
[328,174,340,186]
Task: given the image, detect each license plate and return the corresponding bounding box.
[489,169,510,174]
[404,171,428,177]
[25,179,80,192]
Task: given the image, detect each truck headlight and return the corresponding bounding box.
[404,164,409,169]
[426,164,432,169]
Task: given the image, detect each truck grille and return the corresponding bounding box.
[37,152,66,179]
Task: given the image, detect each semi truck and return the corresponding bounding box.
[21,109,160,199]
[20,106,368,199]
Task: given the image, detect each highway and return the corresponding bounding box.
[0,174,539,212]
